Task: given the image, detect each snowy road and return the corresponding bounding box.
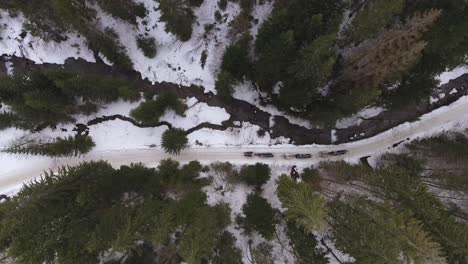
[2,95,468,193]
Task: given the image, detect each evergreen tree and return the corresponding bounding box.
[330,197,447,264]
[368,166,468,263]
[338,9,443,101]
[239,163,271,189]
[241,193,277,240]
[211,231,243,264]
[96,0,147,24]
[0,160,227,264]
[282,33,337,108]
[346,0,404,42]
[251,242,274,264]
[286,222,328,264]
[86,28,134,71]
[215,71,236,100]
[179,204,231,264]
[300,167,322,192]
[276,176,327,233]
[137,35,158,58]
[130,91,186,124]
[5,135,95,157]
[0,70,138,130]
[161,128,189,155]
[158,0,195,41]
[221,33,252,81]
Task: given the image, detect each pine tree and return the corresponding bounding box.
[211,231,243,264]
[242,193,277,240]
[130,91,186,124]
[276,176,327,233]
[330,197,447,264]
[5,135,95,157]
[341,9,443,91]
[239,163,271,189]
[161,128,189,155]
[368,167,468,263]
[286,222,328,264]
[157,0,195,41]
[347,0,405,42]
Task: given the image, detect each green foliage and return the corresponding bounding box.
[86,28,134,71]
[215,71,236,99]
[239,0,255,13]
[282,33,337,108]
[276,176,327,233]
[215,10,223,22]
[319,161,372,182]
[255,29,296,92]
[0,112,16,131]
[158,0,195,41]
[130,91,186,124]
[0,70,138,129]
[405,133,468,194]
[221,33,252,81]
[239,163,271,189]
[211,162,240,184]
[300,167,321,191]
[409,133,468,160]
[96,0,147,24]
[178,202,231,264]
[161,128,188,155]
[252,0,344,124]
[0,160,227,264]
[200,50,208,68]
[137,35,158,58]
[347,0,404,42]
[367,165,468,263]
[218,0,228,11]
[286,222,328,264]
[330,197,446,264]
[211,231,243,264]
[384,0,468,108]
[229,11,251,37]
[251,242,274,264]
[156,159,208,194]
[242,193,277,240]
[148,190,231,263]
[187,0,204,7]
[5,135,95,157]
[0,0,139,69]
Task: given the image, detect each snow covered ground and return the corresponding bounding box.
[232,81,316,128]
[335,106,385,129]
[0,10,95,64]
[0,0,272,92]
[437,65,468,85]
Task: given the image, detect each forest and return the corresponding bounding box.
[217,0,468,125]
[0,132,467,263]
[0,0,466,127]
[0,0,467,263]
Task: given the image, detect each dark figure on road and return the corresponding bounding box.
[290,166,299,181]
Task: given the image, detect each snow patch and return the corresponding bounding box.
[188,122,290,147]
[436,65,468,85]
[232,81,315,128]
[4,59,13,76]
[335,106,385,129]
[331,129,337,143]
[0,10,95,64]
[160,98,230,130]
[450,88,458,95]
